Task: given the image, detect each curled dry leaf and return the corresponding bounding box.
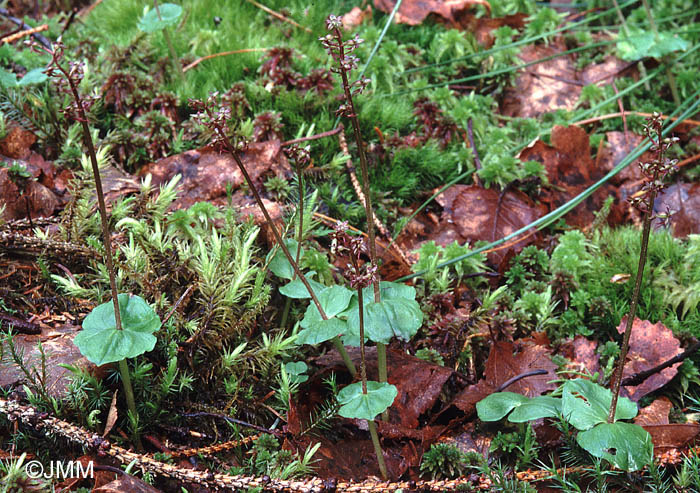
[617,317,683,402]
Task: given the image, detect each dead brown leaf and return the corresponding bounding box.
[139,141,289,209]
[103,390,119,437]
[518,125,615,227]
[341,6,372,31]
[0,324,97,397]
[373,0,490,26]
[501,41,634,119]
[560,335,600,377]
[93,473,163,493]
[0,126,36,159]
[654,182,700,237]
[635,396,672,426]
[315,347,453,430]
[432,184,546,263]
[452,340,557,414]
[618,317,683,402]
[642,423,700,454]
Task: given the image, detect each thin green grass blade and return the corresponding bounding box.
[388,25,699,98]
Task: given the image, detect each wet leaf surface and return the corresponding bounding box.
[617,318,683,402]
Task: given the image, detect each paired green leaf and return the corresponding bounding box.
[617,31,689,61]
[562,379,637,431]
[342,281,422,345]
[138,3,183,33]
[346,298,423,344]
[337,381,398,420]
[75,294,161,366]
[477,393,560,422]
[297,285,354,345]
[279,272,325,299]
[0,68,48,88]
[268,239,303,280]
[577,422,653,471]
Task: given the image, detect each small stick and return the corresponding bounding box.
[1,24,48,45]
[621,340,700,387]
[0,8,51,48]
[282,126,342,146]
[245,0,312,33]
[495,369,548,392]
[183,48,267,73]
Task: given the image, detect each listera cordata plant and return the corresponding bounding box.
[608,112,678,421]
[476,114,678,472]
[44,42,162,451]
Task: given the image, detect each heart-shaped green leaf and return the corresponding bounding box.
[268,239,303,280]
[284,361,307,375]
[17,68,48,86]
[477,392,531,421]
[138,3,183,33]
[297,317,347,345]
[300,285,353,326]
[562,379,637,431]
[576,422,653,471]
[477,393,561,422]
[346,298,423,344]
[75,294,161,366]
[337,381,398,420]
[509,396,561,422]
[279,273,325,299]
[616,30,689,61]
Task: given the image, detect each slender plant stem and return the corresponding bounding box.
[333,26,388,419]
[357,285,387,479]
[59,61,147,449]
[211,123,356,377]
[294,162,304,275]
[608,185,657,423]
[368,420,388,479]
[118,358,142,450]
[153,0,185,84]
[279,296,292,328]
